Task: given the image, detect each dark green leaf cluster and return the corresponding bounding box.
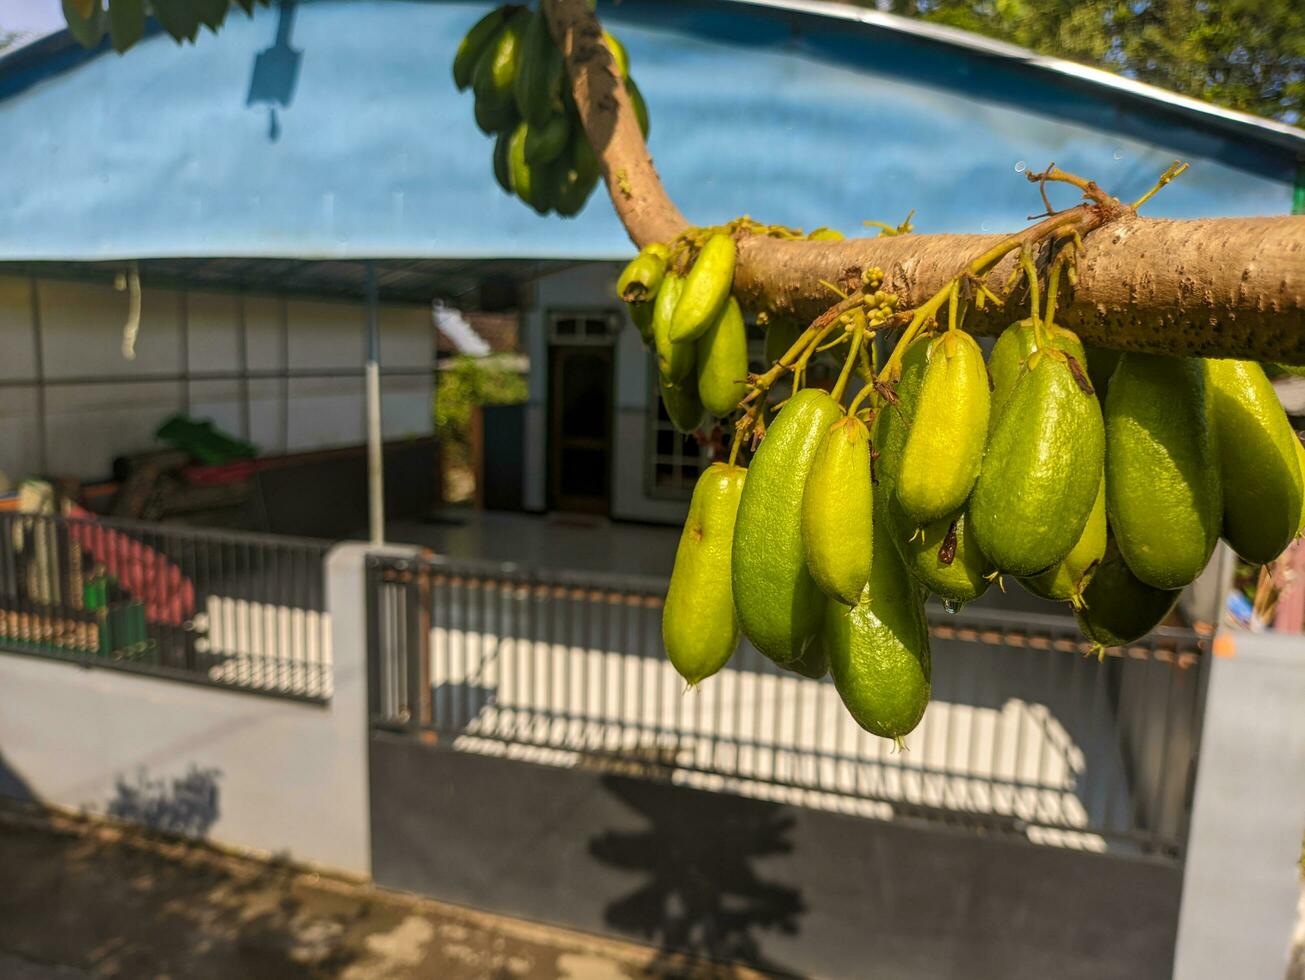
[876,0,1304,124]
[62,0,270,54]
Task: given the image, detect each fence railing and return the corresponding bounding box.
[367,552,1210,860]
[0,511,332,701]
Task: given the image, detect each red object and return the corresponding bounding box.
[65,504,196,626]
[1272,538,1305,633]
[181,459,263,486]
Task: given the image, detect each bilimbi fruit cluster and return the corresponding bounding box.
[452,3,647,216]
[623,238,1305,745]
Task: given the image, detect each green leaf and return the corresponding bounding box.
[62,0,106,48]
[108,0,145,52]
[151,0,201,42]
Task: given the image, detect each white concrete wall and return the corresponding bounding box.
[0,274,433,485]
[523,262,689,525]
[0,542,384,875]
[1173,630,1305,980]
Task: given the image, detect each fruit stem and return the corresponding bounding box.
[877,279,953,384]
[1019,247,1047,350]
[1044,249,1069,333]
[1131,161,1189,211]
[831,311,865,404]
[847,377,875,417]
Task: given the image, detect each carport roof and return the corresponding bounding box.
[0,257,588,304]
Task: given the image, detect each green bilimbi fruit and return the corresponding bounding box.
[763,318,804,366]
[626,77,650,138]
[628,301,655,347]
[781,637,829,679]
[603,30,629,78]
[653,273,693,383]
[1075,541,1181,650]
[896,330,990,526]
[471,8,527,133]
[870,334,930,491]
[823,501,931,742]
[618,244,668,305]
[507,121,557,214]
[696,297,749,418]
[1295,439,1305,536]
[1085,346,1120,403]
[514,9,563,126]
[658,374,703,434]
[733,389,842,664]
[473,79,518,135]
[492,131,513,195]
[1105,353,1221,589]
[453,6,509,91]
[987,318,1088,433]
[670,234,736,343]
[1019,474,1106,607]
[889,498,993,605]
[663,463,747,684]
[970,350,1104,576]
[570,125,599,184]
[1205,358,1303,564]
[552,144,599,218]
[524,112,570,165]
[801,415,873,605]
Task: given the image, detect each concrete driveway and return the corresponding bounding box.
[0,805,763,980]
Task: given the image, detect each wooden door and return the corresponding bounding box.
[547,344,613,514]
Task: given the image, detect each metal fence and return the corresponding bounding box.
[0,511,332,701]
[366,553,1210,860]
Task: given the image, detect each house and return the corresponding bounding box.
[0,0,1300,531]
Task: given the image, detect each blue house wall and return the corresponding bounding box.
[0,0,1298,263]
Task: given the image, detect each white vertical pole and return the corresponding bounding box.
[365,261,385,545]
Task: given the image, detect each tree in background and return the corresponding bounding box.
[876,0,1305,124]
[434,356,528,502]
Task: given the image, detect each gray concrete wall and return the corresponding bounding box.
[1173,630,1305,980]
[0,542,381,876]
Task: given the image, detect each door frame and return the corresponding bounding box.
[545,309,620,515]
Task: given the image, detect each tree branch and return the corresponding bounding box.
[543,0,1305,362]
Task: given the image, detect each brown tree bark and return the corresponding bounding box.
[543,0,1305,362]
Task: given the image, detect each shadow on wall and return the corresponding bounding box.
[589,774,805,976]
[105,765,223,839]
[0,750,37,803]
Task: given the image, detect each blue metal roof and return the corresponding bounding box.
[0,0,1298,262]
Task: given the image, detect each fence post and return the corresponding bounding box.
[325,541,420,877]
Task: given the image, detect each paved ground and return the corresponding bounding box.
[0,805,764,980]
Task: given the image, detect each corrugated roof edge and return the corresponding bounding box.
[3,0,1303,153]
[734,0,1305,154]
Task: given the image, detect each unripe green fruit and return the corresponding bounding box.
[801,415,873,605]
[663,463,747,684]
[732,389,842,665]
[1105,353,1221,589]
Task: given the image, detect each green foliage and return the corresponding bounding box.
[63,0,269,52]
[876,0,1304,123]
[433,355,529,452]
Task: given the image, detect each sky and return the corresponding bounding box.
[0,0,63,45]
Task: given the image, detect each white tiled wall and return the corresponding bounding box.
[0,274,434,485]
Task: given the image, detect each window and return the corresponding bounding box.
[645,324,767,500]
[549,312,618,345]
